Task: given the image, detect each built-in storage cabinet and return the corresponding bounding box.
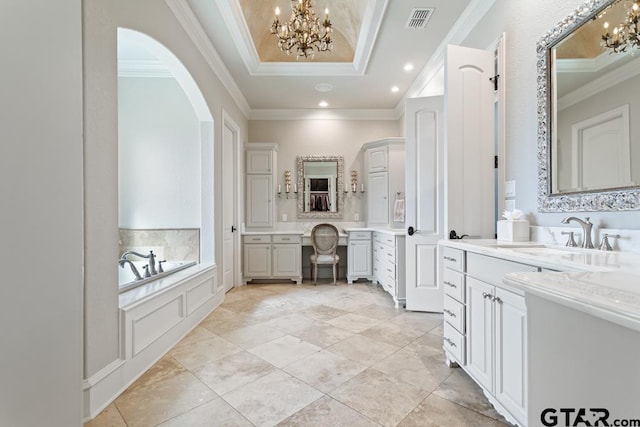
[364,138,405,228]
[243,234,302,284]
[367,146,388,172]
[347,230,372,283]
[372,231,405,307]
[245,144,277,228]
[246,149,273,174]
[246,175,272,227]
[440,245,539,427]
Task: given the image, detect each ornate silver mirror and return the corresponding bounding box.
[297,155,344,219]
[538,0,640,211]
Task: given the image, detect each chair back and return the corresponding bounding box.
[311,223,339,256]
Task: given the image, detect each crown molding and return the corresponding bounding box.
[558,54,640,111]
[401,0,497,106]
[250,108,402,121]
[216,0,388,76]
[556,50,630,73]
[118,59,173,78]
[165,0,251,118]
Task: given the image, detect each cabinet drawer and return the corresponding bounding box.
[443,322,465,364]
[244,235,271,244]
[443,295,465,333]
[349,231,371,240]
[272,234,301,244]
[442,268,465,303]
[467,252,537,285]
[441,247,464,272]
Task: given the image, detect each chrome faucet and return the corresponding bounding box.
[118,259,143,281]
[120,250,157,275]
[561,216,594,249]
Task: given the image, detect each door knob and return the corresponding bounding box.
[408,226,419,236]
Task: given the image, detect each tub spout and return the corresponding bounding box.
[120,250,157,275]
[118,259,143,281]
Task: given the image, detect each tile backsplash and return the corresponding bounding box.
[119,228,200,262]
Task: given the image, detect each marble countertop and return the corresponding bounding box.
[241,231,304,235]
[439,239,640,331]
[243,227,406,236]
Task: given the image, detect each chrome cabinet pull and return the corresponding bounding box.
[482,292,493,299]
[444,281,457,288]
[492,296,502,304]
[443,309,456,317]
[443,256,457,262]
[444,337,457,347]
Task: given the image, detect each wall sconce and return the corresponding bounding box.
[345,170,358,194]
[279,170,296,199]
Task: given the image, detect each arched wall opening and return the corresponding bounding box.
[117,28,215,289]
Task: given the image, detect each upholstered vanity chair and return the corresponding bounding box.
[310,223,340,285]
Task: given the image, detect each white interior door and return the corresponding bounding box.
[222,116,239,292]
[445,44,495,239]
[405,96,444,312]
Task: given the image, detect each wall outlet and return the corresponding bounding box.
[505,180,516,198]
[281,213,287,222]
[354,213,360,221]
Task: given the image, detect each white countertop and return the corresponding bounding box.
[343,227,406,235]
[439,239,640,331]
[243,227,406,236]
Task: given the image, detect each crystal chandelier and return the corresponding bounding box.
[602,0,640,53]
[270,0,333,59]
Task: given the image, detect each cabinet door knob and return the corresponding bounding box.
[482,292,493,299]
[443,309,456,317]
[492,296,502,304]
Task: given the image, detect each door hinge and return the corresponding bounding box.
[489,74,500,91]
[494,155,498,169]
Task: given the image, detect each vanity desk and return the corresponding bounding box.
[438,239,640,427]
[241,228,406,307]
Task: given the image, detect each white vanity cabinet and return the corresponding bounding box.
[372,231,405,307]
[347,230,372,283]
[363,138,405,228]
[441,244,537,427]
[245,143,277,228]
[243,234,302,284]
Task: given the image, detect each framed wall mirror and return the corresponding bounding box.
[537,0,640,211]
[297,155,344,219]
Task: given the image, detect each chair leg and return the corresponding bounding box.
[332,263,337,285]
[313,263,317,285]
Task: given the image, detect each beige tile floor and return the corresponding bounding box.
[86,281,511,427]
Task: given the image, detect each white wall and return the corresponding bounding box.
[0,1,84,425]
[118,77,201,228]
[83,0,249,392]
[458,0,640,229]
[248,119,401,224]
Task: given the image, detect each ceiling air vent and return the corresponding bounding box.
[406,8,434,29]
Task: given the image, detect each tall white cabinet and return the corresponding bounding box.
[363,138,405,229]
[245,143,277,228]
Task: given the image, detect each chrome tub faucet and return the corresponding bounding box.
[561,216,594,249]
[120,250,158,275]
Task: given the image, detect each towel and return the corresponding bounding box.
[393,198,405,222]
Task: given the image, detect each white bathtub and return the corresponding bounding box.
[118,260,197,293]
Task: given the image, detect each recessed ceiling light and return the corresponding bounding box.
[404,63,414,71]
[391,86,400,93]
[315,83,333,92]
[318,101,329,107]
